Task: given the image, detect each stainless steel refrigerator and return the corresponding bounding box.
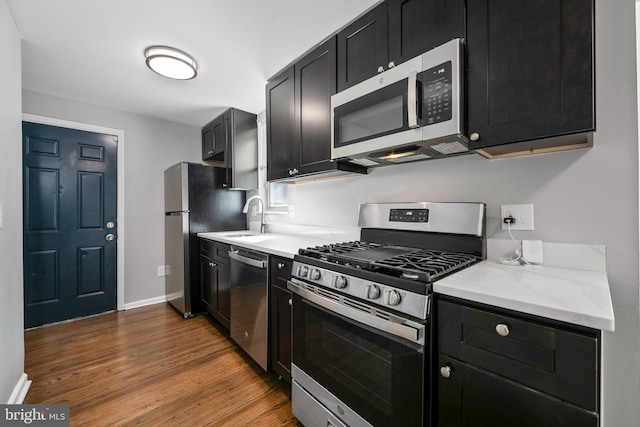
[164,162,246,317]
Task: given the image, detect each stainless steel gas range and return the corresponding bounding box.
[288,202,486,427]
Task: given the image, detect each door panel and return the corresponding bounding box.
[23,121,117,328]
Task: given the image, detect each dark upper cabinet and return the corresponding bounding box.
[337,0,465,92]
[295,37,337,173]
[388,0,465,65]
[337,2,388,92]
[201,108,258,189]
[266,66,297,181]
[267,38,367,181]
[202,116,226,161]
[201,121,214,160]
[466,0,595,157]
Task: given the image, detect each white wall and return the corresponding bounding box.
[21,90,202,306]
[0,0,26,403]
[269,1,640,425]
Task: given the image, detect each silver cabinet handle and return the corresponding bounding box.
[106,221,115,229]
[105,233,116,241]
[208,150,214,154]
[440,365,452,378]
[388,61,395,68]
[496,323,510,337]
[288,299,292,306]
[277,262,285,269]
[470,133,480,141]
[377,66,384,73]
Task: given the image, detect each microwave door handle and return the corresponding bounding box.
[407,71,419,128]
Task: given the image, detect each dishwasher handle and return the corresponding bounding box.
[229,250,268,269]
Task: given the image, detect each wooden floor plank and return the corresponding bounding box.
[24,303,299,426]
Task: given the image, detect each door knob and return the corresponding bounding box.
[105,233,116,241]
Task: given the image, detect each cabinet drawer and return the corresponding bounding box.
[438,298,599,411]
[213,242,231,263]
[270,256,292,289]
[199,239,214,257]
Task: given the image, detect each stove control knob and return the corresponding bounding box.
[365,284,381,299]
[309,268,322,281]
[297,265,309,278]
[333,275,348,289]
[384,289,402,306]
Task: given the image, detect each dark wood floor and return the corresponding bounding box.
[24,303,299,426]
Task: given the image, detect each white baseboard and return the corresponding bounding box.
[8,373,31,404]
[123,295,167,310]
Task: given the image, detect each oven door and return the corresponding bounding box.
[289,279,427,427]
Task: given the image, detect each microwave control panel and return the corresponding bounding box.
[421,61,452,126]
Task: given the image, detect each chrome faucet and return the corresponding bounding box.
[242,195,266,234]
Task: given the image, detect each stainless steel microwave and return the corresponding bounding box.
[331,38,467,168]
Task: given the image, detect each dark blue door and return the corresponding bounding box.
[22,122,118,328]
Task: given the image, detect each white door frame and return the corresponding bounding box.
[22,113,126,311]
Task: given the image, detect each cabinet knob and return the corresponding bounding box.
[277,262,285,269]
[388,61,396,68]
[209,262,216,268]
[440,365,452,378]
[208,150,214,154]
[377,66,384,73]
[469,132,480,141]
[288,299,292,306]
[495,323,510,337]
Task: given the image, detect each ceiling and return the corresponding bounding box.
[8,0,379,127]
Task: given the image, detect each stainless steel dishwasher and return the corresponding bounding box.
[229,246,269,371]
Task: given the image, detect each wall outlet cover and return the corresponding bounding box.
[501,203,534,231]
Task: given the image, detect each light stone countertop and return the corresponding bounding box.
[197,227,358,259]
[434,261,615,331]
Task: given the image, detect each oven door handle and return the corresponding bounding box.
[287,279,425,345]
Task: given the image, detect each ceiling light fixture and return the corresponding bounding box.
[144,46,197,80]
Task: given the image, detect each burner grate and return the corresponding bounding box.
[372,250,478,282]
[299,241,478,282]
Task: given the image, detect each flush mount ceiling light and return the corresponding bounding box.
[144,46,197,80]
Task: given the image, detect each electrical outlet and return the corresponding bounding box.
[157,266,165,277]
[501,204,534,231]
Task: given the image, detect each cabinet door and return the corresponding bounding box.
[337,2,388,92]
[387,0,464,65]
[270,257,292,382]
[201,121,214,160]
[266,66,298,180]
[466,0,594,149]
[212,115,226,157]
[199,254,215,312]
[222,110,233,187]
[437,355,598,427]
[214,261,231,330]
[295,37,337,174]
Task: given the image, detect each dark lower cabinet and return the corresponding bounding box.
[269,256,292,383]
[466,0,595,156]
[437,355,598,427]
[199,239,231,330]
[436,296,600,426]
